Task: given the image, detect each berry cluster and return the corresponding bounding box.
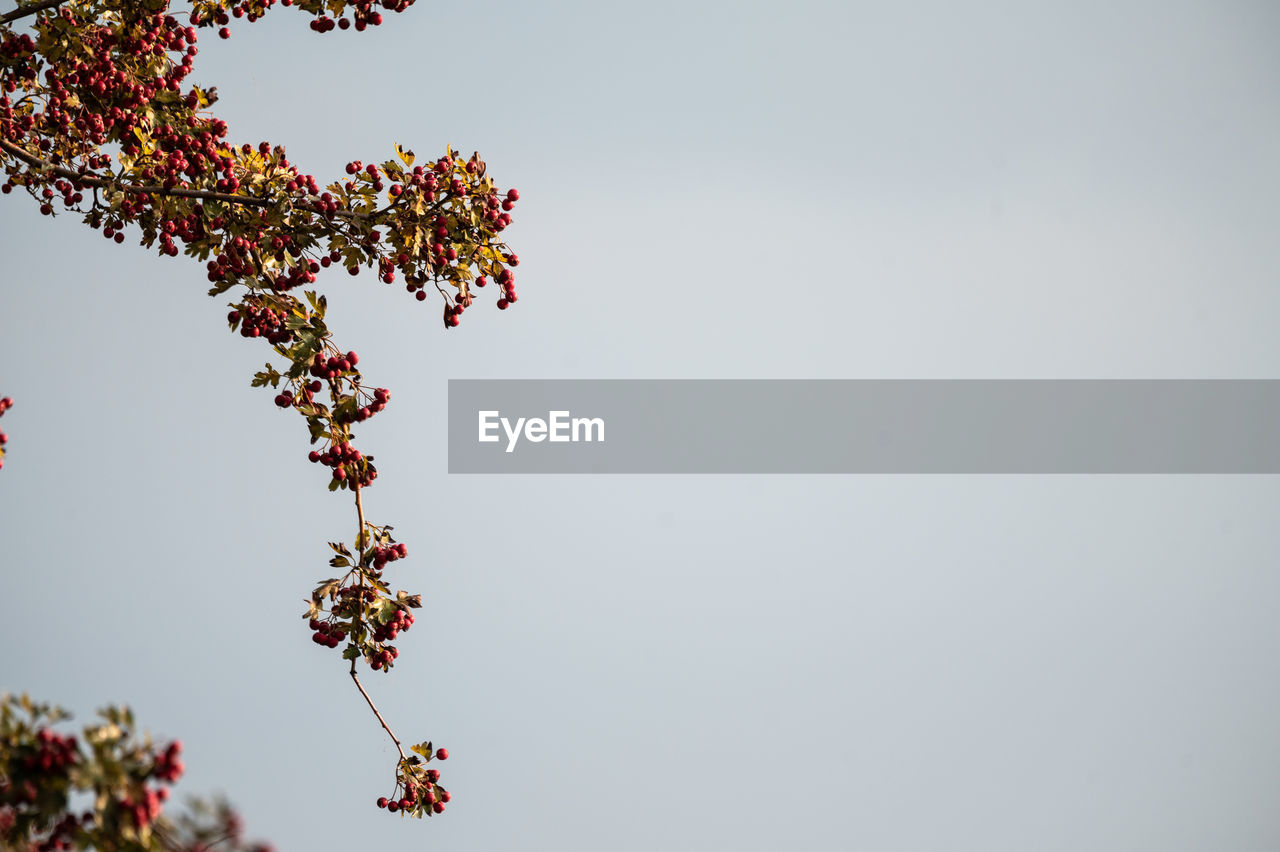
[150,740,184,783]
[118,785,168,831]
[303,0,413,32]
[308,617,348,648]
[371,607,413,643]
[307,439,376,486]
[0,395,10,471]
[377,749,450,817]
[308,349,358,379]
[228,298,295,343]
[333,583,378,616]
[305,532,421,672]
[1,725,78,850]
[17,729,78,777]
[370,541,407,573]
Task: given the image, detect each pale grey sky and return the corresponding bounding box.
[2,1,1279,849]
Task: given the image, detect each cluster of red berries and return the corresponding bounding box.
[5,5,522,325]
[371,541,407,572]
[0,729,82,849]
[150,740,184,783]
[330,152,521,323]
[208,223,320,292]
[118,785,167,830]
[274,380,321,409]
[0,395,10,471]
[372,607,414,643]
[17,728,78,777]
[344,385,390,424]
[0,6,372,280]
[307,439,376,486]
[487,187,519,233]
[4,174,87,216]
[368,645,398,671]
[228,298,294,344]
[365,609,413,671]
[333,584,379,616]
[308,617,348,648]
[0,10,197,154]
[494,262,520,310]
[376,751,450,815]
[305,0,412,32]
[308,350,358,379]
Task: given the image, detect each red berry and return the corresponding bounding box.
[218,27,230,38]
[377,797,388,808]
[435,748,448,760]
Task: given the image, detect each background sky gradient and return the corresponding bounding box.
[2,1,1279,849]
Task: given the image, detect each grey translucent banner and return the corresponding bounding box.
[448,380,1280,473]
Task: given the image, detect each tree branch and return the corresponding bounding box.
[0,0,68,25]
[0,138,274,207]
[0,138,386,225]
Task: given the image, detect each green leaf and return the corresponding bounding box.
[341,646,359,661]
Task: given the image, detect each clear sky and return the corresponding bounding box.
[2,1,1279,849]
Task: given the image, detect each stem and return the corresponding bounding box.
[0,138,273,207]
[349,667,407,764]
[0,138,370,221]
[0,0,66,25]
[348,484,407,763]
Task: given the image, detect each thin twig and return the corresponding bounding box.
[348,485,407,762]
[0,0,66,25]
[349,667,408,763]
